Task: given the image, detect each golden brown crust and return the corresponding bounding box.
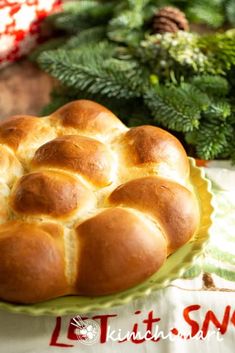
[0,221,69,303]
[32,135,113,187]
[123,125,189,179]
[109,176,200,253]
[0,115,40,151]
[0,99,201,304]
[52,99,125,133]
[75,208,166,295]
[11,170,95,219]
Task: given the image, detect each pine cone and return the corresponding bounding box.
[152,6,189,34]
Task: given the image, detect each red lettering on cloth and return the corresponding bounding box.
[50,317,74,347]
[93,314,118,343]
[201,306,231,337]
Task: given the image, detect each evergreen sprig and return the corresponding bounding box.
[195,121,233,159]
[144,83,209,132]
[38,42,151,99]
[191,75,229,97]
[47,0,114,32]
[198,31,235,73]
[64,26,106,49]
[34,0,235,162]
[185,0,225,28]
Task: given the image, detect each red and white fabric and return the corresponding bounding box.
[0,0,61,68]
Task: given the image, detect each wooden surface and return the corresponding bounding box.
[0,60,54,120]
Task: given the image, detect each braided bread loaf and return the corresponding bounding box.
[0,100,200,303]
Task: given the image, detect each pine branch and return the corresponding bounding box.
[185,0,225,28]
[64,26,106,49]
[62,1,102,14]
[225,0,235,25]
[111,0,151,29]
[144,83,209,132]
[195,121,233,159]
[203,100,231,121]
[48,1,114,33]
[29,37,67,62]
[37,43,151,99]
[180,82,210,110]
[191,75,229,97]
[191,75,232,122]
[198,31,235,73]
[107,0,150,44]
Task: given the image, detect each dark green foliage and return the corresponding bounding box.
[171,0,235,28]
[195,121,233,159]
[47,1,115,33]
[203,100,231,121]
[191,75,229,97]
[144,83,209,132]
[226,0,235,26]
[185,0,225,28]
[63,26,106,49]
[198,31,235,73]
[29,37,67,62]
[38,42,151,99]
[35,0,235,161]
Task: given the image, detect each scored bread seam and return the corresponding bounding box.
[63,227,77,287]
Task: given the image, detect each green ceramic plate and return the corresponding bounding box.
[0,158,214,316]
